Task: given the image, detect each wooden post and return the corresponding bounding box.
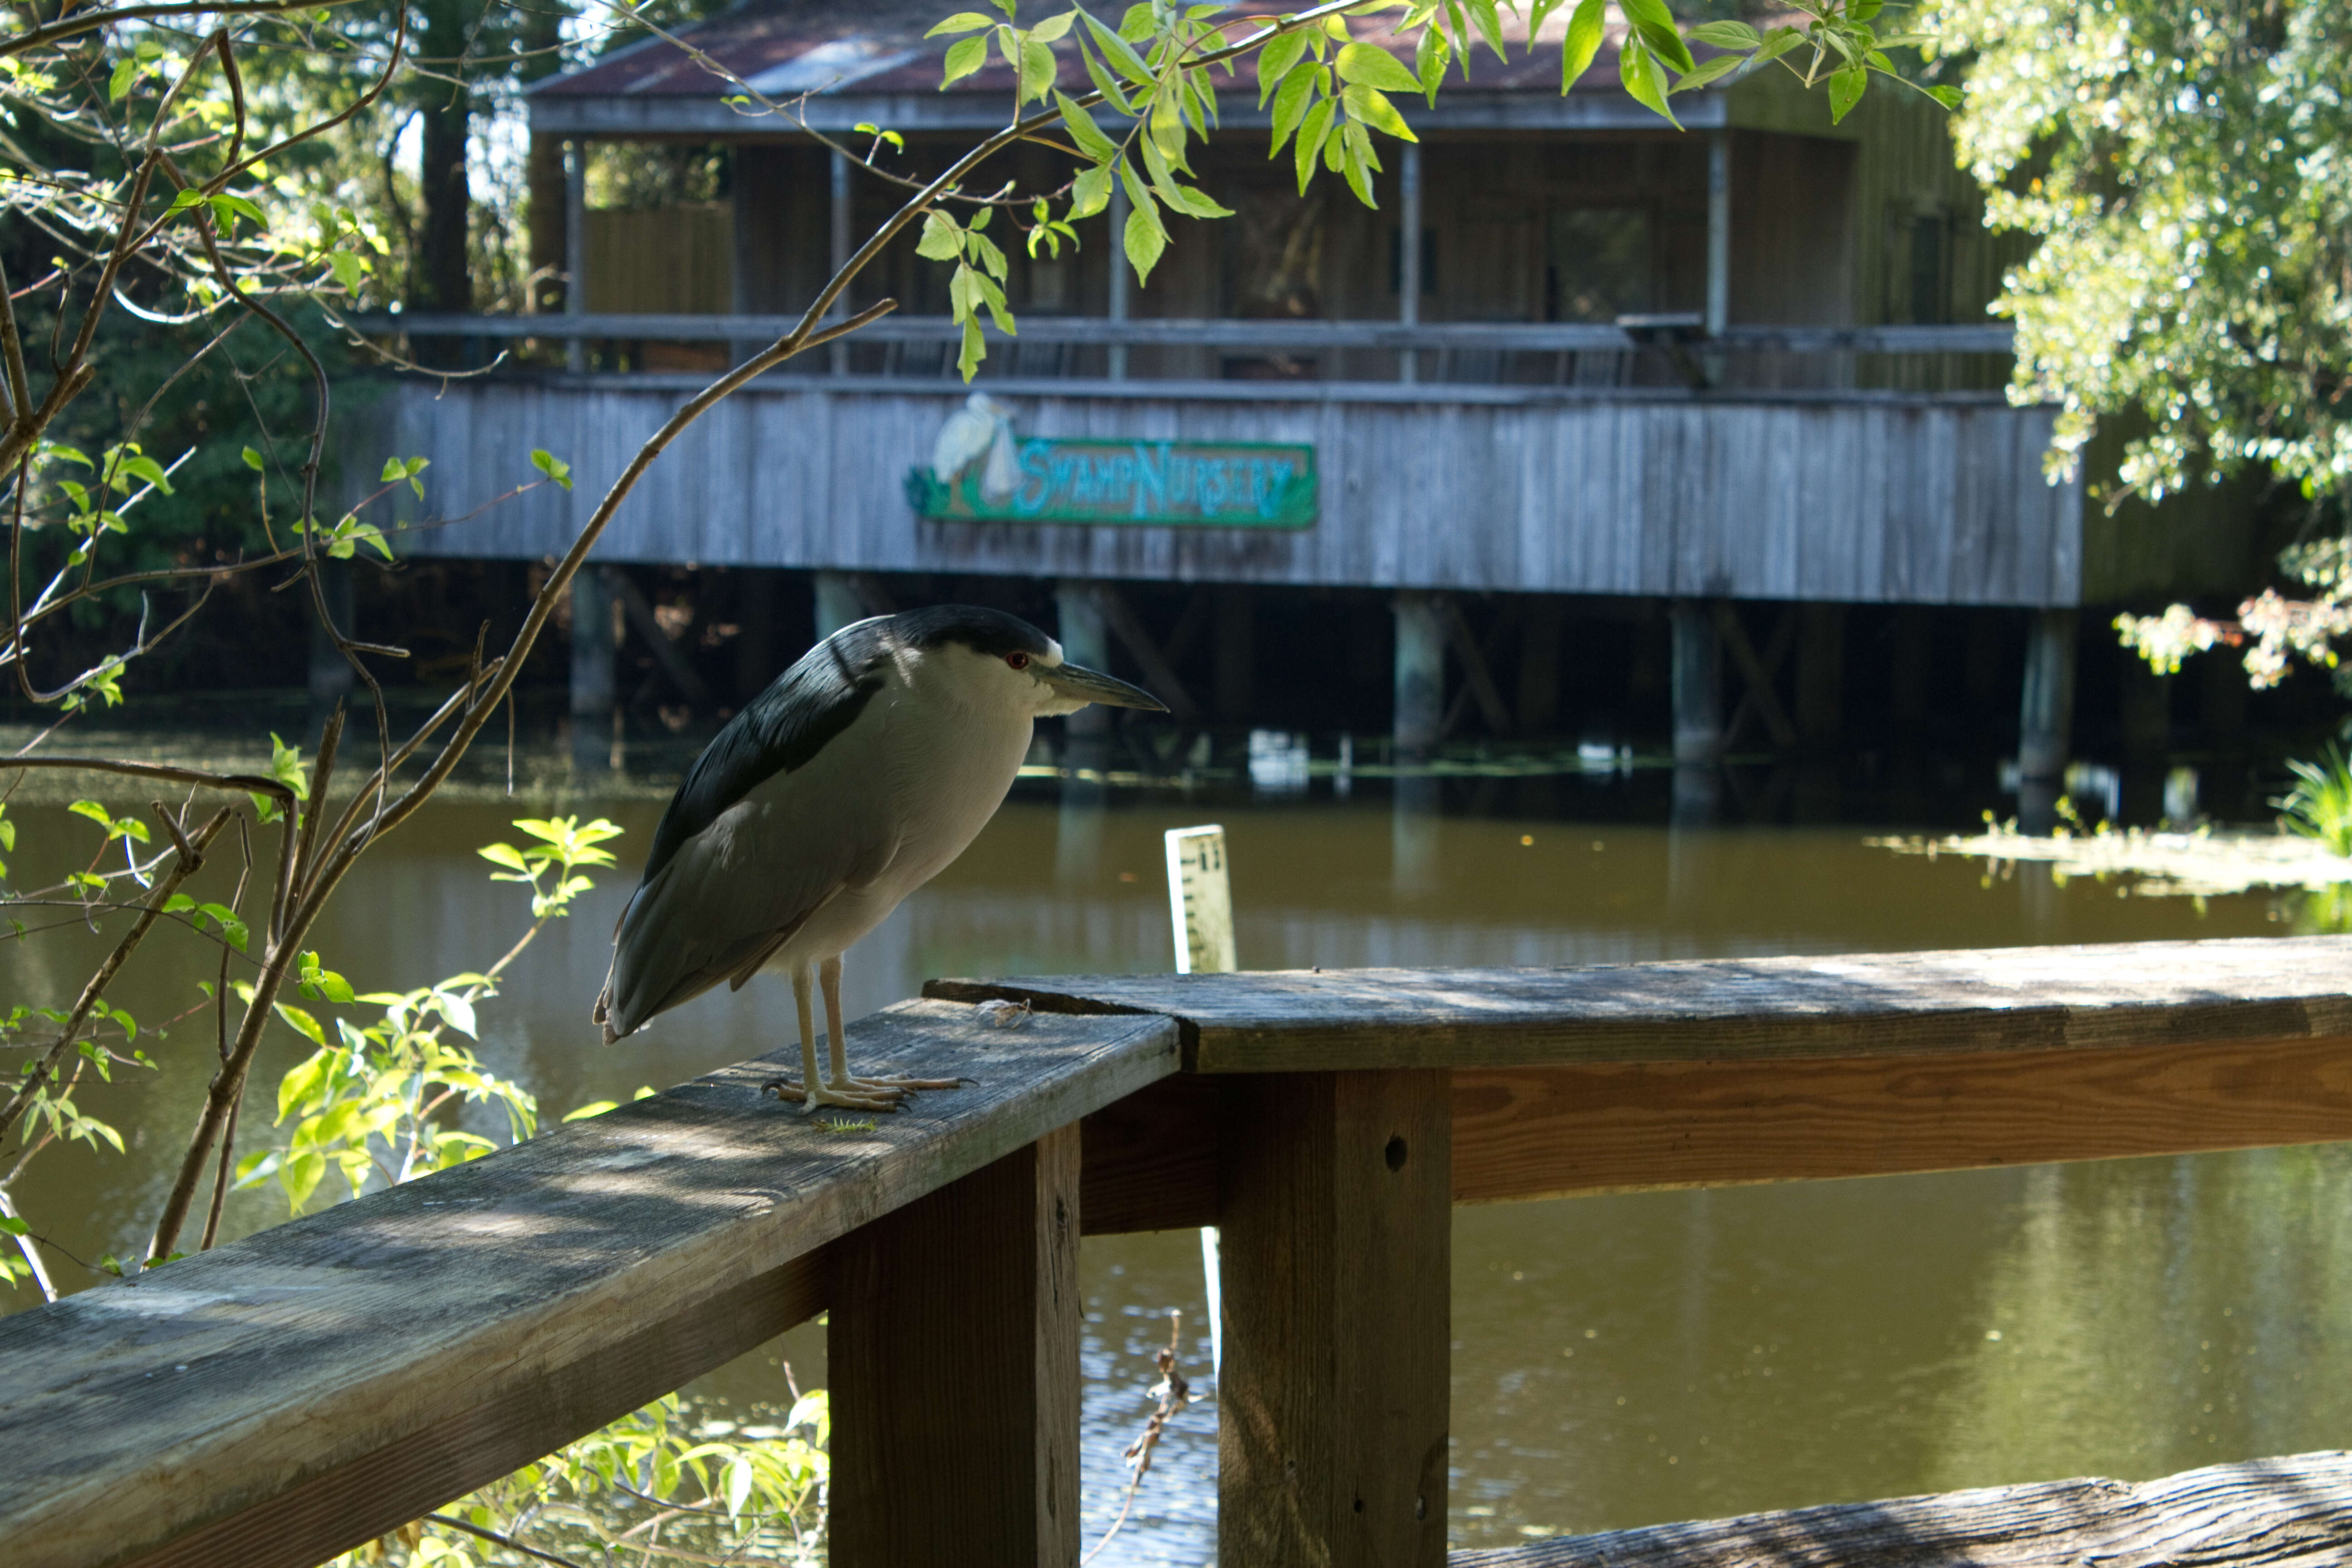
[1107,178,1129,380]
[1794,602,1845,750]
[829,149,852,376]
[2019,607,2077,784]
[1669,598,1722,765]
[568,565,615,717]
[563,139,586,373]
[1398,143,1422,384]
[1218,1069,1451,1568]
[1055,579,1111,740]
[1393,591,1445,760]
[813,570,866,641]
[831,1127,1083,1568]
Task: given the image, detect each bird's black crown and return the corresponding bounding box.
[884,604,1056,662]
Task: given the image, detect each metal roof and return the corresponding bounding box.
[527,0,1758,136]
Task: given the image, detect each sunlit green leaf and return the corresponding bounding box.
[1561,0,1607,90]
[1342,82,1417,142]
[942,34,989,85]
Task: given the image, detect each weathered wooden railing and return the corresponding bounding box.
[9,935,2352,1568]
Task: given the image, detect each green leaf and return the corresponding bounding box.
[1336,42,1419,93]
[275,1004,328,1050]
[281,1150,326,1213]
[1080,9,1155,83]
[926,10,997,34]
[120,454,173,494]
[1122,203,1167,286]
[1617,0,1695,74]
[942,34,989,86]
[1463,0,1505,58]
[477,842,531,872]
[1160,182,1235,218]
[1342,83,1417,142]
[1070,162,1113,219]
[278,1049,330,1121]
[1295,97,1336,192]
[1561,0,1607,90]
[1339,122,1377,206]
[68,799,112,830]
[1032,10,1075,41]
[1688,20,1760,49]
[1020,36,1058,102]
[1055,92,1118,162]
[1270,60,1321,152]
[1257,29,1310,105]
[1670,52,1749,94]
[1925,83,1961,110]
[436,991,478,1039]
[1414,25,1449,104]
[917,211,965,260]
[1752,26,1805,64]
[108,57,138,101]
[529,448,570,491]
[1079,40,1137,112]
[1828,64,1865,122]
[209,193,267,232]
[563,1100,621,1122]
[1618,36,1681,127]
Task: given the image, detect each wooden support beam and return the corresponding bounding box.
[1091,581,1201,719]
[1449,1033,2352,1203]
[1218,1070,1451,1568]
[1439,596,1514,738]
[1714,600,1797,751]
[832,1127,1083,1568]
[1075,1032,2352,1230]
[1453,1449,2352,1568]
[607,566,714,708]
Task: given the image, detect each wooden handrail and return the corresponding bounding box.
[0,1002,1179,1568]
[7,935,2352,1568]
[928,935,2352,1071]
[355,311,2017,356]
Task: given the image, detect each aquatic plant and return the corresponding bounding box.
[2274,748,2352,858]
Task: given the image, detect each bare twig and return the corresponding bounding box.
[1083,1309,1195,1566]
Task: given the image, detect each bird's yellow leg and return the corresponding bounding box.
[822,955,963,1096]
[765,962,903,1113]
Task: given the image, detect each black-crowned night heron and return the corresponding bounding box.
[595,605,1164,1112]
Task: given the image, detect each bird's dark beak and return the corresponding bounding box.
[1043,661,1167,711]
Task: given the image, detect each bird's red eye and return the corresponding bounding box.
[1006,652,1031,671]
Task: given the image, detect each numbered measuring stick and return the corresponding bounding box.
[1164,824,1236,975]
[1165,823,1235,1380]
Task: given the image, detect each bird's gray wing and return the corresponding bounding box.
[636,617,894,890]
[599,792,899,1038]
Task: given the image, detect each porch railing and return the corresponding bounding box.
[9,933,2344,1568]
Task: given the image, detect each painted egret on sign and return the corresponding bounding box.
[594,605,1165,1111]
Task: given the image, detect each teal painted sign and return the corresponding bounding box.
[905,438,1317,529]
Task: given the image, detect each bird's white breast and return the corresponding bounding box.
[734,643,1036,966]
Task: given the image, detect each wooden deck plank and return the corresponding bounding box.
[0,1001,1180,1568]
[929,936,2352,1073]
[1450,1449,2352,1567]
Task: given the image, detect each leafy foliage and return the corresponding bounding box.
[1936,0,2352,504]
[2275,746,2352,858]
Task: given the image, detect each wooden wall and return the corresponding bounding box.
[355,378,2084,606]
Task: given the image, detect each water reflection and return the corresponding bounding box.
[6,777,2345,1562]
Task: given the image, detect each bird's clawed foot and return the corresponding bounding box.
[759,1075,949,1113]
[848,1073,967,1092]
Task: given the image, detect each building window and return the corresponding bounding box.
[1544,207,1652,322]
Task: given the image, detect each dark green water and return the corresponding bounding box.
[5,746,2346,1561]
